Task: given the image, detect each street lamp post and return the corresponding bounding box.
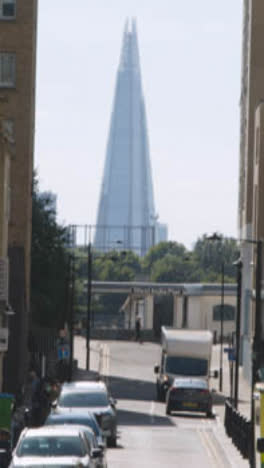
[219,261,224,393]
[233,257,242,409]
[206,233,225,392]
[86,243,92,371]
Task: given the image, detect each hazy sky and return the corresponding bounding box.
[35,1,243,249]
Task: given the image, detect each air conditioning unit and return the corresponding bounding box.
[0,258,8,301]
[0,328,8,352]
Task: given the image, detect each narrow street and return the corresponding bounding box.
[74,337,247,467]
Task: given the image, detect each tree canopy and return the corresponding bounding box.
[31,174,69,328]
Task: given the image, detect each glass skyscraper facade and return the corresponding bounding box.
[94,19,161,256]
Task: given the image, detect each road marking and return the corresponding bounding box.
[150,401,155,424]
[198,429,228,468]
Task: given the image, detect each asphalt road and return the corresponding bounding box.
[74,338,244,467]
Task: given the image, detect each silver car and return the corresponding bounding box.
[166,378,213,417]
[54,381,118,447]
[9,425,100,468]
[45,416,107,468]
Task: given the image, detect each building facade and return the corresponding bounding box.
[238,0,264,381]
[94,20,166,256]
[0,0,37,391]
[0,120,12,391]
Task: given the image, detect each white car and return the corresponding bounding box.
[53,381,117,447]
[9,425,101,468]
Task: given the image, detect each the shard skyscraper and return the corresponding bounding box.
[94,19,159,256]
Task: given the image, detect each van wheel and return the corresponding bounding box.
[206,411,213,419]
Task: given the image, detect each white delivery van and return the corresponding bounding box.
[154,327,217,401]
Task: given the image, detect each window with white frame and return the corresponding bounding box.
[0,53,16,87]
[0,0,16,19]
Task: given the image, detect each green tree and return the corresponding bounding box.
[31,175,69,328]
[143,241,188,271]
[193,234,239,282]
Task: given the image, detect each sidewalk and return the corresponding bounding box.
[211,344,251,420]
[73,338,101,381]
[211,344,251,467]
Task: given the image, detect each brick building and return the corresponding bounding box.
[0,0,37,391]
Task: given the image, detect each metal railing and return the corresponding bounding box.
[224,399,253,464]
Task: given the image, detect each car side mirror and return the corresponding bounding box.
[154,364,160,374]
[257,438,264,453]
[210,370,218,379]
[110,397,117,407]
[92,448,102,458]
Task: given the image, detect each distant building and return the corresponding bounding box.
[156,223,168,244]
[94,19,166,256]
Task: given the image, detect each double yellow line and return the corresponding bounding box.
[198,428,229,468]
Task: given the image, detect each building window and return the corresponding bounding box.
[0,53,16,88]
[213,304,235,321]
[0,0,16,19]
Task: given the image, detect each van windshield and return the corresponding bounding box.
[165,356,208,376]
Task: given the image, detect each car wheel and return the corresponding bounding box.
[108,436,117,447]
[166,406,171,415]
[206,410,213,418]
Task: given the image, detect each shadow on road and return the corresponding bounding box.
[73,368,100,381]
[104,374,156,402]
[211,391,228,406]
[169,411,214,420]
[117,408,174,427]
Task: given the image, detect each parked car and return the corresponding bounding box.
[9,425,101,468]
[165,378,213,418]
[45,414,107,468]
[58,425,107,468]
[53,381,118,447]
[45,411,105,449]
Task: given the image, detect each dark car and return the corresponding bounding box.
[45,413,107,468]
[166,378,213,417]
[53,381,118,447]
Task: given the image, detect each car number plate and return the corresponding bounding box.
[184,402,198,408]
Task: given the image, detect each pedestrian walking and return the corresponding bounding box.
[28,370,41,427]
[135,312,142,342]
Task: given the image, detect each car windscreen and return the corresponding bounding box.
[17,435,86,457]
[165,356,208,376]
[45,415,100,436]
[58,391,109,408]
